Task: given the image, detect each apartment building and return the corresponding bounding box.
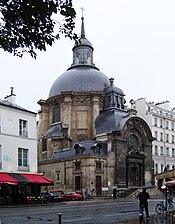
[135,98,175,175]
[0,89,54,205]
[0,88,37,173]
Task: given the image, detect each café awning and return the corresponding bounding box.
[0,173,18,185]
[22,173,53,185]
[0,173,53,186]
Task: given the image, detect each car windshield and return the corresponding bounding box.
[49,192,58,195]
[49,191,63,195]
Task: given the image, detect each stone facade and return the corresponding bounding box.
[37,17,154,196]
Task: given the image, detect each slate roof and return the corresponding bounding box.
[39,140,107,164]
[95,109,129,134]
[0,99,36,114]
[42,123,62,138]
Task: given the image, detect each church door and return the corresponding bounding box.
[126,158,144,187]
[75,176,81,191]
[96,176,102,196]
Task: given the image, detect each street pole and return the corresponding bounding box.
[165,186,168,212]
[58,213,62,224]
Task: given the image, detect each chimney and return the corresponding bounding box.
[4,87,16,104]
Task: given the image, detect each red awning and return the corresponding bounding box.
[21,174,53,185]
[0,173,53,186]
[0,173,18,185]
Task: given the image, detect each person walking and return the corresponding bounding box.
[138,188,150,218]
[84,189,88,200]
[113,187,117,199]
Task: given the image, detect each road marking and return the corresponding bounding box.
[63,217,91,222]
[105,214,117,217]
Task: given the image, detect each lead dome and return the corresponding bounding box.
[49,17,112,98]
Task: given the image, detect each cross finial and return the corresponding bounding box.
[81,7,84,18]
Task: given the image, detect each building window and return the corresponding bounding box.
[95,145,102,155]
[42,138,47,152]
[56,173,60,181]
[166,147,169,156]
[18,148,28,169]
[0,145,2,169]
[75,161,81,170]
[19,119,28,137]
[167,165,170,170]
[154,145,158,155]
[171,122,174,131]
[147,106,151,113]
[161,165,164,172]
[166,134,169,142]
[172,148,175,157]
[172,165,175,169]
[155,164,158,174]
[75,147,82,155]
[160,146,164,155]
[166,120,169,129]
[96,162,102,170]
[160,119,163,128]
[0,114,1,132]
[53,103,61,123]
[172,135,174,144]
[154,131,158,139]
[160,132,163,141]
[154,117,157,126]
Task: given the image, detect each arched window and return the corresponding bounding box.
[75,147,82,155]
[95,144,102,155]
[53,103,60,123]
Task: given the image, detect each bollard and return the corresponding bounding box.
[58,213,62,224]
[173,211,175,224]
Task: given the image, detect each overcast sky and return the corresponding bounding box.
[1,0,175,112]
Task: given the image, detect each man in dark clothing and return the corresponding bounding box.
[138,188,150,218]
[113,188,117,199]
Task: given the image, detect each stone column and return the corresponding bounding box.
[62,96,72,136]
[92,95,100,137]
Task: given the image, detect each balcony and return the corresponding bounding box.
[19,130,28,138]
[18,165,30,171]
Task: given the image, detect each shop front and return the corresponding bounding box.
[0,172,53,205]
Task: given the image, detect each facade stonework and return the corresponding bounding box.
[38,17,154,195]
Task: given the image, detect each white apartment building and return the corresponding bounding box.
[134,98,175,175]
[0,88,37,174]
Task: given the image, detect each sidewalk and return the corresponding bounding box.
[127,211,175,224]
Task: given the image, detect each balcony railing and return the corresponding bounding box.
[18,165,30,171]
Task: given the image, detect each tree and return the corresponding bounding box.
[0,0,77,58]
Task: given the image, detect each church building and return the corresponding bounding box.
[37,16,154,195]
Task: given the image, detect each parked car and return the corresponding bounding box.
[49,189,64,196]
[62,192,84,201]
[41,190,64,202]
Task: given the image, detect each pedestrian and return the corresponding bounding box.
[113,187,117,199]
[84,189,88,200]
[138,188,150,218]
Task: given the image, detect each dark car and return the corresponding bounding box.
[62,192,84,201]
[41,190,64,202]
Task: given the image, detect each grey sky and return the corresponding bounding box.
[1,0,175,112]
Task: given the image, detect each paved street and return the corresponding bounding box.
[0,198,170,224]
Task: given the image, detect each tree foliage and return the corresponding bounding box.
[0,0,77,58]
